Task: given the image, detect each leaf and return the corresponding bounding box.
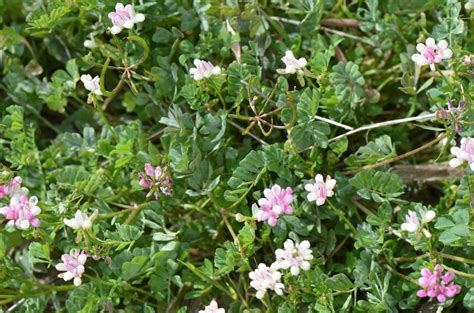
[122,256,148,280]
[345,135,397,168]
[349,170,404,202]
[329,61,366,108]
[464,288,474,309]
[28,242,51,265]
[325,273,354,291]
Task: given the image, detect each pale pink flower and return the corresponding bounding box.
[272,239,313,276]
[0,195,41,230]
[55,249,88,286]
[138,163,173,200]
[189,59,221,81]
[449,137,474,170]
[400,208,436,238]
[411,38,453,71]
[198,300,225,313]
[108,3,145,35]
[254,184,294,227]
[64,210,97,230]
[304,174,336,206]
[0,176,27,199]
[416,264,461,302]
[80,75,102,96]
[276,50,307,75]
[249,263,284,299]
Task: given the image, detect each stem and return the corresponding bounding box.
[345,133,447,175]
[219,207,245,258]
[227,119,269,145]
[326,200,357,235]
[436,252,474,265]
[384,264,419,286]
[441,264,474,278]
[329,112,437,143]
[393,253,429,262]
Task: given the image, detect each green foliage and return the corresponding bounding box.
[349,170,404,202]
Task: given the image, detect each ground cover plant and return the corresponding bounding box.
[0,0,473,312]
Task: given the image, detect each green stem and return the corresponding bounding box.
[326,200,357,235]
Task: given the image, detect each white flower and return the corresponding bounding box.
[189,59,221,81]
[276,50,307,75]
[449,137,474,170]
[55,249,88,286]
[108,3,145,35]
[272,239,313,276]
[249,263,285,299]
[400,208,436,238]
[198,300,225,313]
[63,210,97,230]
[304,174,336,206]
[84,34,98,49]
[466,0,474,11]
[80,74,102,95]
[411,38,453,71]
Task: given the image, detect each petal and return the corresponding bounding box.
[449,158,462,168]
[110,26,122,35]
[134,13,145,23]
[304,183,314,192]
[442,49,452,59]
[55,263,66,271]
[73,277,82,286]
[425,38,436,48]
[437,40,448,49]
[416,43,426,53]
[63,272,74,281]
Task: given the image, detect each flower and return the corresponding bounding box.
[249,263,284,299]
[276,50,307,75]
[80,74,102,96]
[138,163,173,199]
[0,195,41,230]
[0,176,27,199]
[55,249,88,286]
[64,210,98,230]
[466,0,474,11]
[254,184,294,227]
[189,59,221,81]
[108,3,145,35]
[416,264,461,303]
[84,34,98,49]
[411,38,453,71]
[198,300,225,313]
[449,137,474,170]
[400,208,436,238]
[272,239,313,276]
[304,174,336,206]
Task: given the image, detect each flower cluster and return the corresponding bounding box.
[189,59,221,81]
[198,300,225,313]
[449,137,474,170]
[138,163,173,199]
[272,239,313,276]
[249,263,285,299]
[305,174,336,206]
[108,3,145,35]
[249,239,313,299]
[254,184,294,227]
[0,176,41,230]
[411,38,452,71]
[400,208,436,238]
[55,249,88,286]
[416,264,461,303]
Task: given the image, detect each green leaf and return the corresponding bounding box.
[349,170,404,202]
[464,288,474,309]
[345,135,396,168]
[122,256,148,280]
[329,61,366,108]
[28,242,51,265]
[326,273,354,291]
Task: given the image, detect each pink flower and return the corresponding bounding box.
[276,51,307,75]
[449,137,474,170]
[138,163,173,199]
[249,263,284,299]
[411,38,453,71]
[254,184,294,227]
[0,195,41,230]
[416,264,461,303]
[80,75,102,96]
[272,239,313,276]
[189,59,221,81]
[0,176,27,199]
[108,3,145,35]
[304,174,336,206]
[55,249,88,286]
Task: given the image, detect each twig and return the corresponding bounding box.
[329,112,437,143]
[344,133,447,175]
[220,208,245,258]
[436,252,474,265]
[384,264,419,285]
[393,253,430,263]
[227,119,269,145]
[350,197,375,215]
[441,264,474,278]
[320,27,376,47]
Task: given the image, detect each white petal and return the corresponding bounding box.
[55,263,66,271]
[110,26,122,35]
[63,272,74,281]
[134,13,145,23]
[449,158,462,168]
[426,38,436,48]
[73,277,82,286]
